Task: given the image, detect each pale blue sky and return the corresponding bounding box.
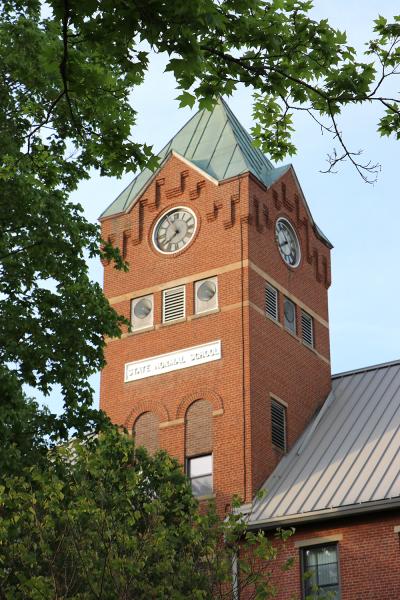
[40,2,400,414]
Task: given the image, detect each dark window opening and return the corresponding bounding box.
[302,544,340,599]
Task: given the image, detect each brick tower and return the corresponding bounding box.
[99,98,332,509]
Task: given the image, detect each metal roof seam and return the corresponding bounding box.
[308,367,394,512]
[361,416,400,502]
[205,119,229,170]
[182,110,204,158]
[222,143,240,180]
[187,108,213,160]
[344,365,400,505]
[285,371,370,514]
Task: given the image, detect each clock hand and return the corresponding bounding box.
[165,228,180,243]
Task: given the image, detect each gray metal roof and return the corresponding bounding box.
[249,360,400,527]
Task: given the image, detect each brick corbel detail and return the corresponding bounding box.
[176,390,224,420]
[282,182,294,212]
[322,255,331,289]
[131,199,146,246]
[189,179,206,200]
[272,189,282,211]
[223,193,240,229]
[124,399,170,430]
[262,203,271,229]
[253,196,264,233]
[166,170,189,199]
[122,229,131,258]
[206,198,223,222]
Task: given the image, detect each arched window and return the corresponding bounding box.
[133,411,159,454]
[185,400,213,496]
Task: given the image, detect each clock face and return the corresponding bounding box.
[275,218,301,267]
[153,207,197,254]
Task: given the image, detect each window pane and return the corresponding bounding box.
[304,548,318,567]
[304,565,318,593]
[191,475,212,496]
[316,546,337,565]
[303,545,340,599]
[189,454,212,477]
[318,563,338,586]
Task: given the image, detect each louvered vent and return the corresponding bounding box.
[301,310,314,347]
[265,283,278,320]
[271,399,286,451]
[163,285,185,323]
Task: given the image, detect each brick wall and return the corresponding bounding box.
[100,154,332,507]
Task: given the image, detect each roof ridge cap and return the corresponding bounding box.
[332,359,400,379]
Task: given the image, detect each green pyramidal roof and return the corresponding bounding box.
[100,97,291,219]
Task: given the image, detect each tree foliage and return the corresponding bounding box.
[0,427,294,599]
[0,1,399,440]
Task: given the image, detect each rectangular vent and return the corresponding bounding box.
[163,285,185,323]
[301,310,314,347]
[271,399,286,451]
[265,283,278,321]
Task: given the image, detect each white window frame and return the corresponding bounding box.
[187,454,213,497]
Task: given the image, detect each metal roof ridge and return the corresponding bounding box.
[332,358,400,379]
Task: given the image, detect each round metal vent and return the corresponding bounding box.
[197,280,216,302]
[284,299,295,323]
[134,298,152,319]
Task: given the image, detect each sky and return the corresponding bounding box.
[41,1,400,413]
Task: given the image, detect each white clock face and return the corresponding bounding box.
[275,218,301,267]
[153,207,197,254]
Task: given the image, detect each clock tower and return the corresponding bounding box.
[99,98,332,509]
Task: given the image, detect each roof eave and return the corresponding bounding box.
[247,497,400,531]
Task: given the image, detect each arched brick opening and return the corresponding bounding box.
[177,389,223,420]
[124,398,169,430]
[133,411,159,455]
[185,399,213,457]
